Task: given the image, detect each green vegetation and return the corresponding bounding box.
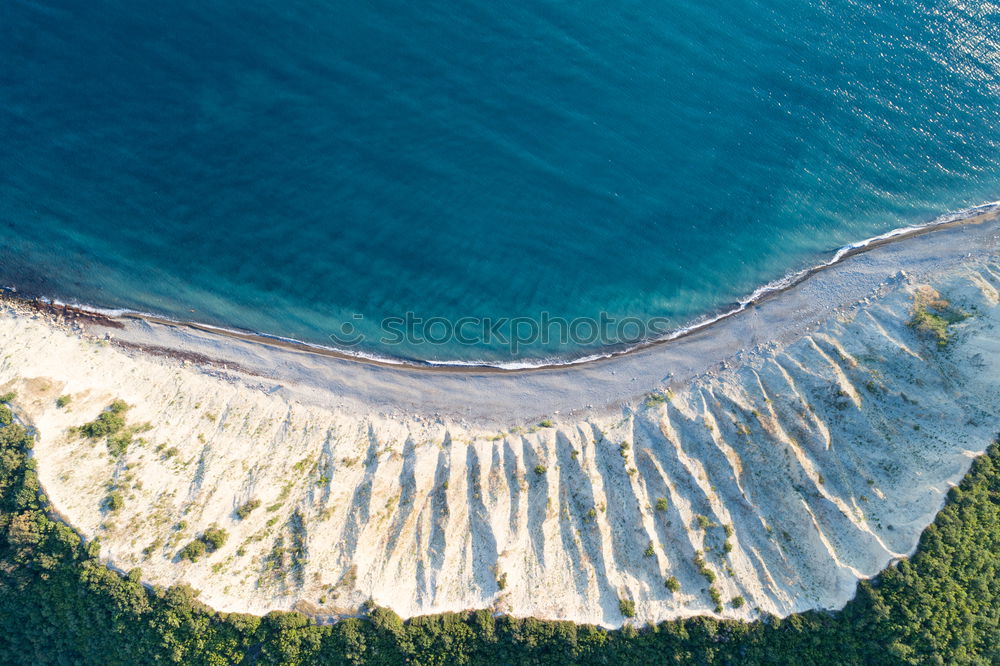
[178,525,228,562]
[907,292,969,348]
[177,539,207,562]
[665,576,680,593]
[644,392,666,407]
[694,551,716,585]
[77,401,152,458]
[0,405,11,427]
[0,405,998,663]
[654,497,668,512]
[538,419,553,428]
[106,432,131,458]
[618,598,636,619]
[0,391,15,403]
[103,491,124,513]
[56,395,71,408]
[643,541,655,557]
[708,587,723,614]
[533,464,546,476]
[730,596,746,609]
[202,526,228,552]
[80,400,129,439]
[235,499,261,520]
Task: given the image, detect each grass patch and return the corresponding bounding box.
[644,392,667,407]
[907,290,969,348]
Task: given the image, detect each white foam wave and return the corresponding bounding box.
[20,201,1000,371]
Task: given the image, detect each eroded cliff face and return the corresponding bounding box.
[2,258,999,627]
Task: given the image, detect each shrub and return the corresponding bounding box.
[0,405,11,427]
[709,587,722,613]
[103,491,124,512]
[0,391,15,403]
[235,499,261,520]
[696,514,713,529]
[107,432,131,458]
[694,552,716,584]
[178,539,207,562]
[655,497,668,512]
[108,399,129,414]
[201,526,228,552]
[533,465,546,475]
[730,595,746,608]
[56,395,71,408]
[644,541,655,557]
[665,576,680,593]
[618,598,635,618]
[538,420,553,428]
[81,408,127,439]
[178,525,227,561]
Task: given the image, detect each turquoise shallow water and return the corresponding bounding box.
[2,0,1000,364]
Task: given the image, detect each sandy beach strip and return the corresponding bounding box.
[54,202,1000,424]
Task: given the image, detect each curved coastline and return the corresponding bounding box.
[2,199,999,627]
[10,200,1000,374]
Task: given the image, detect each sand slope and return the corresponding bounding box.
[2,216,999,627]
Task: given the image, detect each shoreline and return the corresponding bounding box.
[6,200,999,375]
[1,205,999,626]
[5,201,996,426]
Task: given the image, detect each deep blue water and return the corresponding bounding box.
[2,0,999,364]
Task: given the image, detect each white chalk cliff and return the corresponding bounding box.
[2,212,999,626]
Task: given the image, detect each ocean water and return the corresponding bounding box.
[2,0,999,364]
